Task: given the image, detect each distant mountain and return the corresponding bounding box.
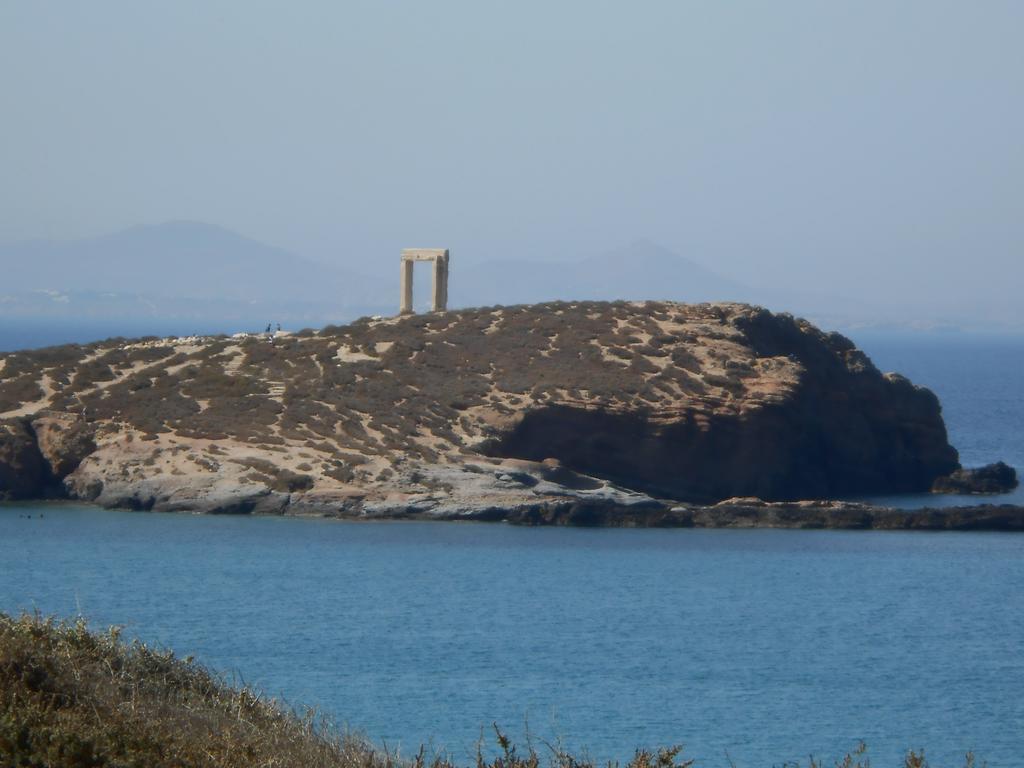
[0,221,385,306]
[0,222,395,347]
[0,228,750,339]
[450,239,749,307]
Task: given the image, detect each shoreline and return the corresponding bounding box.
[5,494,1024,532]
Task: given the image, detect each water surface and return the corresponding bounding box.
[853,335,1024,508]
[2,505,1022,767]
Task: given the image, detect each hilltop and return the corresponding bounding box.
[0,227,759,351]
[4,299,1008,526]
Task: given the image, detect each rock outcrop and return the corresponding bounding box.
[31,411,96,480]
[0,300,992,521]
[932,461,1019,495]
[501,498,1024,532]
[0,419,46,500]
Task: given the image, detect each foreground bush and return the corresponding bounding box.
[0,614,980,768]
[0,613,361,767]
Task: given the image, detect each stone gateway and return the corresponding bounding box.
[399,248,449,315]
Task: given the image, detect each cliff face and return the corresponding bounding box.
[491,309,955,503]
[0,301,960,516]
[0,419,46,500]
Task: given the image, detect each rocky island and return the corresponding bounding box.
[0,301,1019,529]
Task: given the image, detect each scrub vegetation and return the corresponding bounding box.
[1,300,963,509]
[0,301,781,455]
[0,614,980,768]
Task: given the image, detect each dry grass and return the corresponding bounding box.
[0,302,784,457]
[0,614,983,768]
[1,613,360,767]
[0,613,694,768]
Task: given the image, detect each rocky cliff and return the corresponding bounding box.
[0,301,985,520]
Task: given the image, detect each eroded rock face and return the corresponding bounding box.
[0,418,46,500]
[31,411,96,480]
[486,309,959,502]
[0,301,967,512]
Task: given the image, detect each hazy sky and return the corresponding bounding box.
[2,1,1021,314]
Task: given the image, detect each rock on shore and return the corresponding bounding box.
[932,461,1018,494]
[0,300,997,523]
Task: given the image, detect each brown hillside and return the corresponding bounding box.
[0,301,959,516]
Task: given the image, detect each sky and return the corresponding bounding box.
[1,1,1022,321]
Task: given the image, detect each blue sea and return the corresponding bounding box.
[1,335,1023,766]
[855,334,1024,508]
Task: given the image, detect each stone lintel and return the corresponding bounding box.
[401,248,449,262]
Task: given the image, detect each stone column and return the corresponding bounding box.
[441,255,449,309]
[400,258,414,315]
[432,255,448,312]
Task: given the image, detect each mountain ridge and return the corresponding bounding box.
[0,220,380,303]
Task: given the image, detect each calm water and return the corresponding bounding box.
[1,337,1023,765]
[1,509,1022,766]
[853,335,1024,508]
